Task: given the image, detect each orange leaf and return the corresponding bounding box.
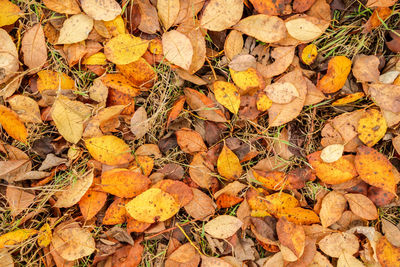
[107,88,136,115]
[128,155,154,176]
[37,70,75,92]
[331,92,365,106]
[376,236,400,267]
[252,170,288,190]
[85,135,134,166]
[175,128,207,154]
[0,105,28,143]
[248,0,285,15]
[101,168,151,198]
[117,57,156,89]
[344,193,378,220]
[277,217,305,257]
[216,193,243,209]
[184,87,226,122]
[78,189,107,221]
[103,197,129,225]
[355,146,397,194]
[317,56,352,93]
[307,151,357,184]
[277,207,320,225]
[363,7,392,33]
[152,179,193,206]
[126,217,151,233]
[101,73,141,97]
[166,96,186,128]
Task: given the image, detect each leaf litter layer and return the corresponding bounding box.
[1,0,400,266]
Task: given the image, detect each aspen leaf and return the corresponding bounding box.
[230,67,265,95]
[332,92,365,106]
[344,193,378,220]
[8,95,42,124]
[37,223,52,248]
[355,146,397,194]
[42,0,80,14]
[184,188,216,220]
[200,0,243,31]
[265,82,299,104]
[319,232,359,258]
[307,151,357,184]
[54,170,94,208]
[37,70,75,92]
[357,109,387,147]
[0,0,21,27]
[125,188,180,223]
[101,74,140,97]
[175,128,207,154]
[104,34,149,65]
[57,14,93,44]
[224,30,243,60]
[85,135,134,165]
[116,57,156,89]
[233,14,286,43]
[213,81,240,114]
[157,0,180,30]
[0,229,38,249]
[78,190,107,221]
[81,0,121,21]
[319,191,347,228]
[320,144,344,163]
[204,215,243,239]
[376,236,400,267]
[0,105,28,143]
[301,43,318,65]
[162,30,193,70]
[217,144,243,180]
[152,179,193,206]
[21,24,47,70]
[52,96,91,144]
[277,217,305,258]
[317,56,352,93]
[51,226,95,261]
[101,168,151,198]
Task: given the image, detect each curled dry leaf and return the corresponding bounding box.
[317,56,352,94]
[355,146,397,194]
[85,135,134,165]
[42,0,80,14]
[357,109,387,147]
[105,34,149,65]
[52,96,91,144]
[51,225,95,261]
[319,191,347,228]
[320,144,344,163]
[175,128,207,154]
[217,144,243,180]
[125,188,180,223]
[204,215,243,239]
[54,170,93,208]
[265,82,299,104]
[162,30,193,71]
[101,168,151,198]
[184,188,216,220]
[0,105,28,143]
[234,14,286,43]
[213,81,240,114]
[344,193,378,220]
[57,14,93,44]
[318,232,359,258]
[200,0,243,31]
[307,151,357,184]
[81,0,121,21]
[21,24,47,70]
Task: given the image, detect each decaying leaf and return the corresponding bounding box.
[277,217,305,258]
[357,109,387,147]
[21,24,47,70]
[213,81,240,114]
[200,0,243,31]
[57,14,93,44]
[376,236,400,267]
[204,215,243,239]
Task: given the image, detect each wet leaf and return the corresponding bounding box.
[0,105,28,143]
[57,14,93,44]
[105,34,149,64]
[204,215,243,239]
[85,135,134,165]
[213,81,240,114]
[217,144,243,180]
[200,0,243,31]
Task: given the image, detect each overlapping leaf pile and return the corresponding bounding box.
[1,0,400,266]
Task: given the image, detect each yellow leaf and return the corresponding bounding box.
[103,15,126,36]
[125,188,180,223]
[213,81,240,114]
[301,44,318,65]
[0,229,38,249]
[85,135,134,165]
[37,70,75,92]
[0,0,20,27]
[104,34,149,65]
[317,56,352,94]
[129,155,154,176]
[332,92,365,106]
[38,223,52,247]
[83,52,107,65]
[377,236,400,267]
[277,207,320,225]
[256,92,273,111]
[217,144,243,180]
[0,105,28,143]
[357,109,387,147]
[230,67,265,95]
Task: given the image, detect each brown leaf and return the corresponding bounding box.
[42,0,80,14]
[152,179,194,206]
[6,187,35,217]
[277,217,305,258]
[200,0,243,31]
[165,243,200,267]
[344,193,378,220]
[0,29,19,84]
[21,24,47,70]
[175,128,207,154]
[189,152,214,188]
[224,30,243,60]
[184,87,226,122]
[319,191,347,228]
[130,106,150,139]
[137,0,161,34]
[352,55,380,83]
[293,0,316,12]
[112,240,143,267]
[318,232,359,258]
[234,15,286,43]
[81,0,121,21]
[184,188,216,220]
[162,30,193,71]
[368,83,400,113]
[204,215,243,239]
[8,95,42,124]
[257,46,295,79]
